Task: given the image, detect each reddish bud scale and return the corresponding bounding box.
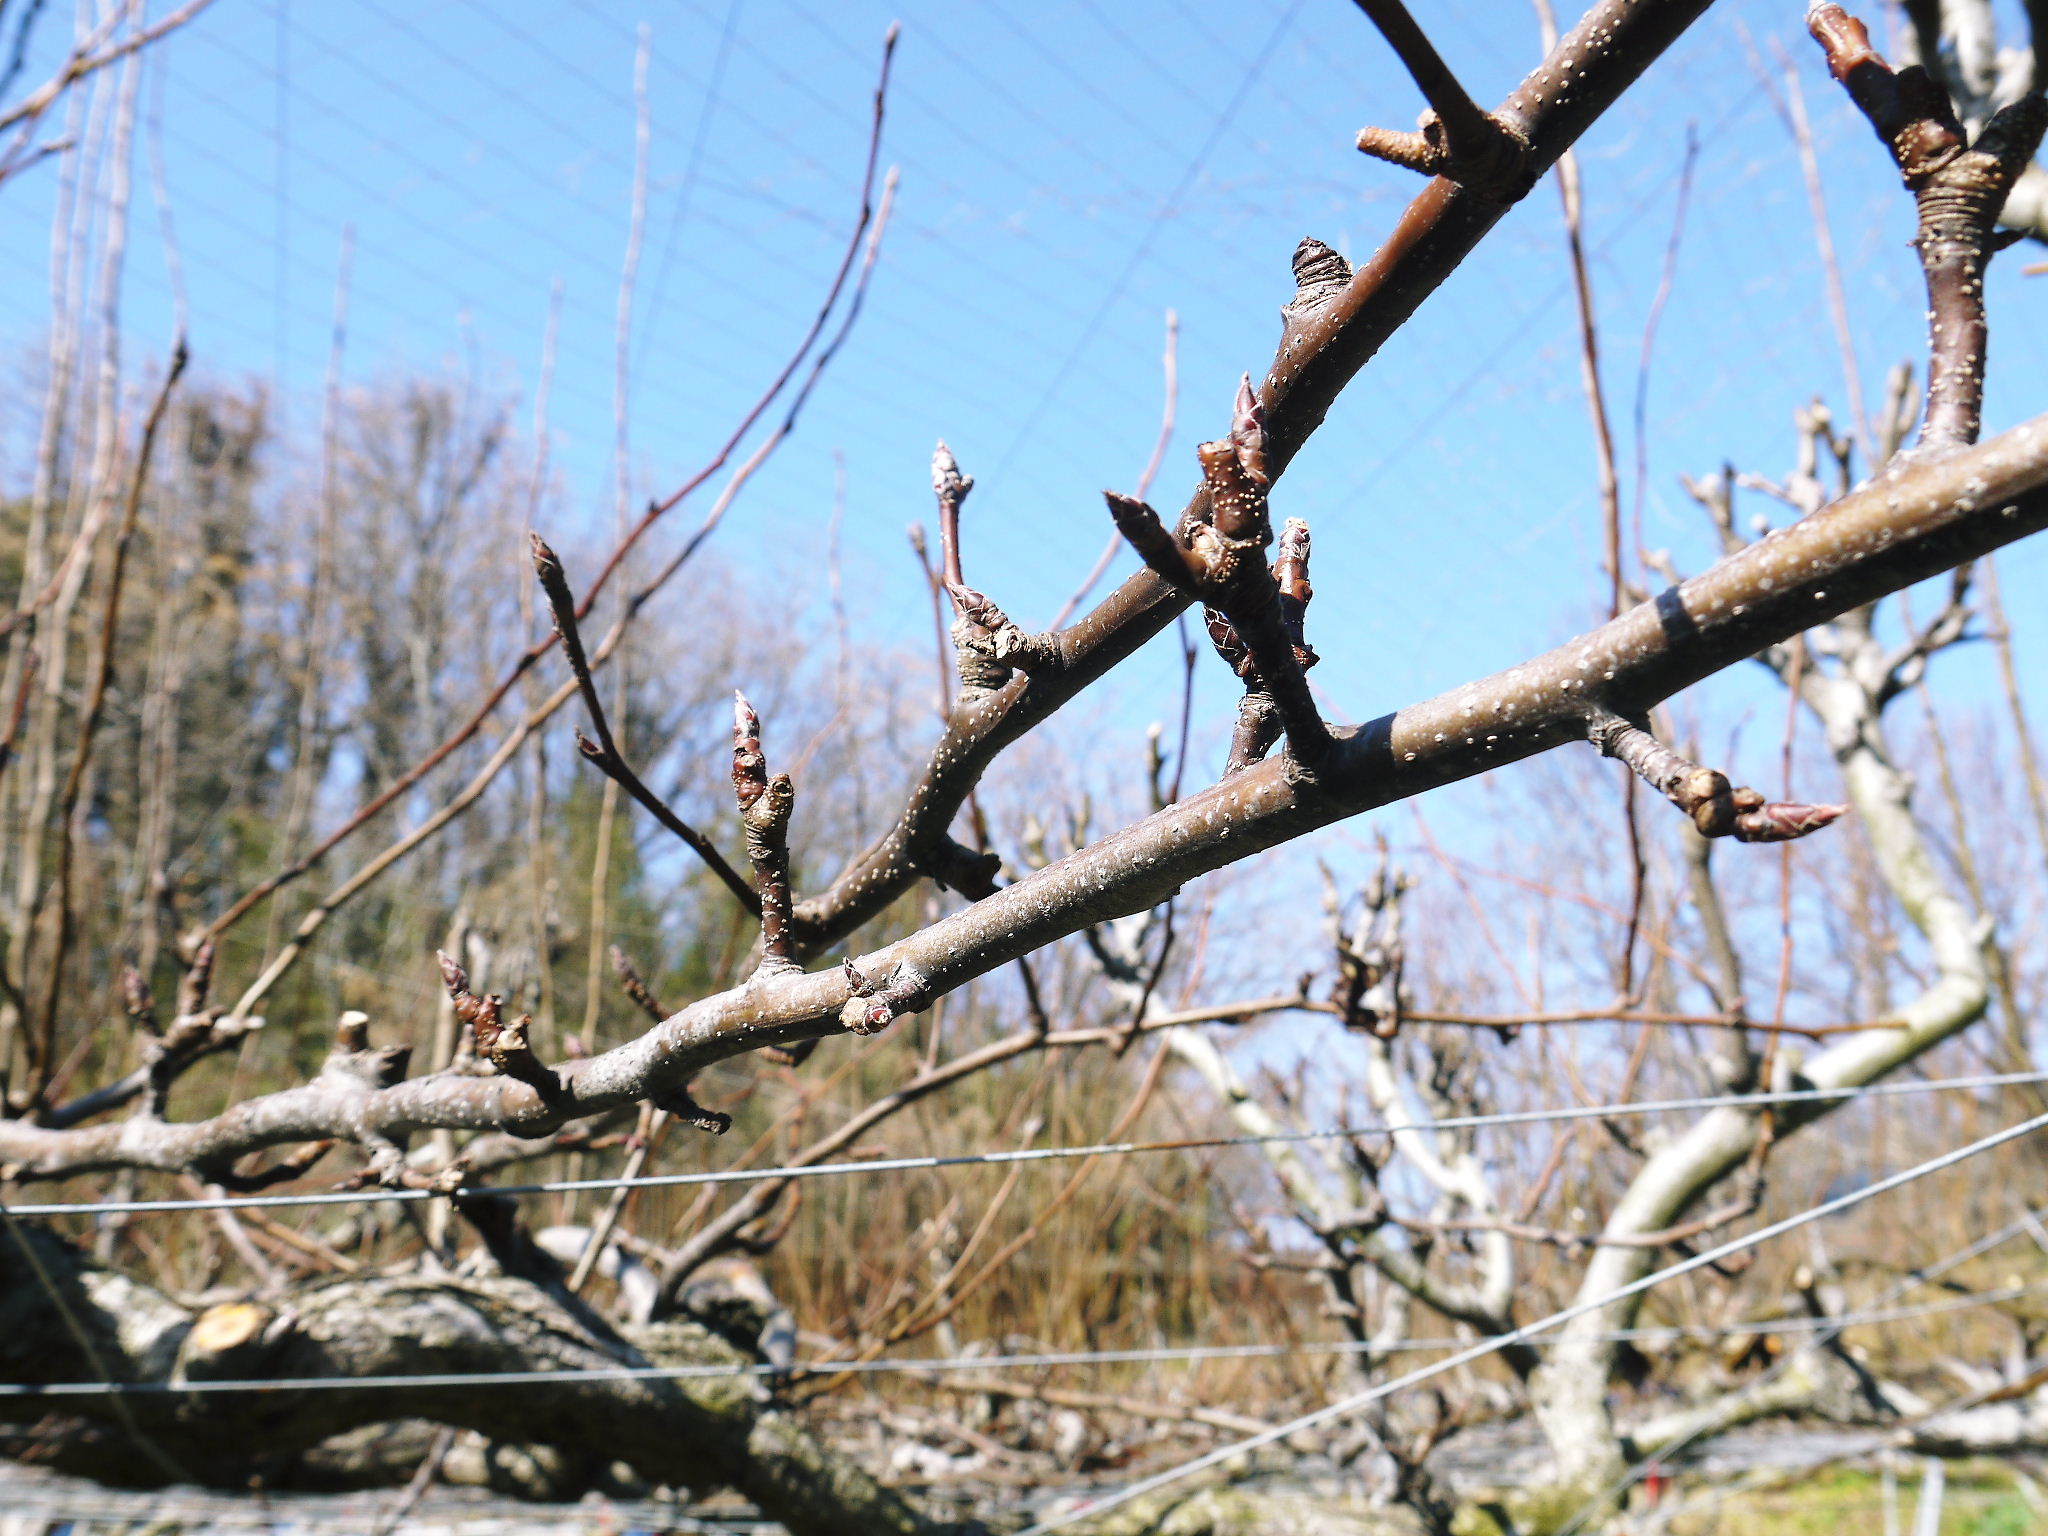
[1195,374,1272,543]
[1733,801,1851,843]
[732,691,767,809]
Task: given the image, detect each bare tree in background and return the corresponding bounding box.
[4,3,2048,1533]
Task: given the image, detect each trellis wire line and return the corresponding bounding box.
[1548,1208,2048,1533]
[1576,1315,2048,1536]
[4,1261,2041,1401]
[1013,1107,2048,1535]
[11,1068,2045,1220]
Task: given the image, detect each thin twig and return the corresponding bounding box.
[193,23,901,950]
[33,340,188,1099]
[0,0,213,135]
[1352,0,1531,195]
[530,535,757,913]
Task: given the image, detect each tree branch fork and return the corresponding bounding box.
[5,407,2047,1187]
[778,0,1726,953]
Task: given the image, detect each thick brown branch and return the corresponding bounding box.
[793,0,1720,951]
[1102,491,1201,589]
[2,407,2044,1185]
[1210,638,1279,775]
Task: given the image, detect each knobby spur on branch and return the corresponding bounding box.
[4,1,2048,1532]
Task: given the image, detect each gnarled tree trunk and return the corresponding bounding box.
[0,1220,952,1536]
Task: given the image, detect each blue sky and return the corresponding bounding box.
[2,0,2044,851]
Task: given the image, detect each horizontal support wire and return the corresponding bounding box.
[1546,1226,2048,1530]
[3,1268,2040,1400]
[10,1068,2046,1219]
[1014,1108,2048,1533]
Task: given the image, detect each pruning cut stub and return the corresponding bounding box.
[1355,107,1533,201]
[1348,0,1534,199]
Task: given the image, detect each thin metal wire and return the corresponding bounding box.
[3,1245,2039,1401]
[1547,1210,2048,1534]
[12,1067,2044,1219]
[1013,1107,2048,1535]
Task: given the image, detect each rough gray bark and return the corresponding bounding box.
[0,1221,954,1536]
[1060,1483,1428,1536]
